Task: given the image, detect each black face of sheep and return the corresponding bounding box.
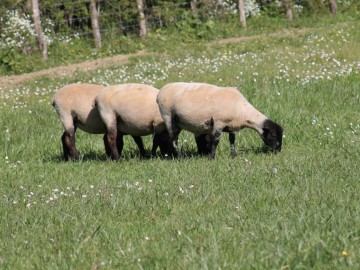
[261,119,283,153]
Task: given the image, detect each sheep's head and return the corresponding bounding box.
[261,119,283,153]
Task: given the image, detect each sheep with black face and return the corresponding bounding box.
[157,82,283,158]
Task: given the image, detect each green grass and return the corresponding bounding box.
[1,19,360,269]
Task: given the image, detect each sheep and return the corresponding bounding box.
[157,82,283,159]
[94,83,174,161]
[52,83,146,161]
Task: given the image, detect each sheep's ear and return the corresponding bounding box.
[262,127,277,144]
[262,127,270,139]
[263,119,283,135]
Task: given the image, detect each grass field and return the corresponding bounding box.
[1,20,360,269]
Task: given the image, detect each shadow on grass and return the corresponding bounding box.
[43,151,109,163]
[43,145,275,163]
[166,145,275,160]
[43,150,176,163]
[239,145,276,155]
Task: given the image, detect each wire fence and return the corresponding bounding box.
[34,0,235,39]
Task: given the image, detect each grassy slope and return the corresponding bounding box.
[0,20,360,269]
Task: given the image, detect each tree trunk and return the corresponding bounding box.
[136,0,147,39]
[31,0,48,60]
[282,0,293,20]
[238,0,246,29]
[329,0,337,15]
[190,0,197,14]
[90,0,102,49]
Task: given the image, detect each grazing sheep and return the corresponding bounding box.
[94,83,173,161]
[52,83,145,161]
[157,82,283,159]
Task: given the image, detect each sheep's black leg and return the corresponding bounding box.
[103,134,112,158]
[195,134,206,156]
[229,132,237,158]
[170,117,181,158]
[154,131,173,157]
[151,134,160,157]
[195,134,212,156]
[106,127,120,161]
[209,130,222,159]
[131,136,146,158]
[171,129,181,158]
[116,134,124,159]
[61,132,70,161]
[61,130,80,161]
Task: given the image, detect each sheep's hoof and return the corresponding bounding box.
[111,155,121,162]
[69,152,81,161]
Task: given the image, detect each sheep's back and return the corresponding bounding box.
[53,83,106,134]
[98,84,164,135]
[53,83,104,114]
[159,83,241,133]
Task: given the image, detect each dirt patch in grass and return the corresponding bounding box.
[0,51,148,89]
